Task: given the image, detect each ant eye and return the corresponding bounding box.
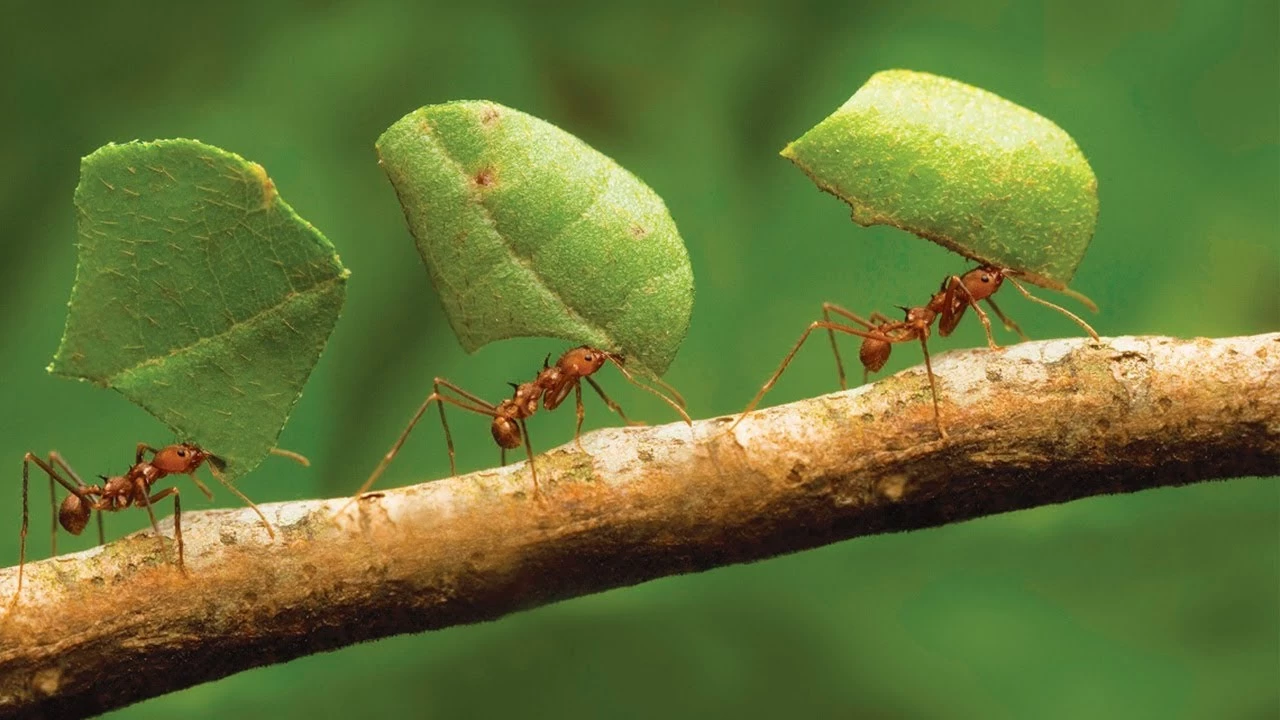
[980,274,990,283]
[583,354,594,362]
[176,450,186,457]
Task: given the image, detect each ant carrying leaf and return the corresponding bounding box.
[355,346,690,499]
[9,443,307,610]
[730,265,1099,437]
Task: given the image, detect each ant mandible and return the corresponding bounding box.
[9,443,306,609]
[355,346,691,498]
[729,265,1099,438]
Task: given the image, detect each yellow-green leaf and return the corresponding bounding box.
[784,69,1098,289]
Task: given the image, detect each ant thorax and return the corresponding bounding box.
[133,462,165,486]
[906,307,935,326]
[102,474,138,499]
[538,366,576,409]
[510,381,541,417]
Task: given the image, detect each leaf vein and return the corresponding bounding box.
[102,275,343,383]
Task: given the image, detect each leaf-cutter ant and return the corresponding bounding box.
[729,265,1098,437]
[8,443,307,609]
[355,346,690,498]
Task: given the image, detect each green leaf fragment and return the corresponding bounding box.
[52,139,349,481]
[783,69,1098,289]
[376,101,693,376]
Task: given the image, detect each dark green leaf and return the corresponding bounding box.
[377,101,693,375]
[783,69,1098,289]
[51,139,349,481]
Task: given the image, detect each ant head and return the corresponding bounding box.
[58,493,92,535]
[560,346,610,377]
[151,443,209,474]
[490,416,523,449]
[961,266,1005,300]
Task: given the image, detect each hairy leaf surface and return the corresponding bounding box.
[377,101,693,375]
[52,139,348,480]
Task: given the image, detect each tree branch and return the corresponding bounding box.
[1,333,1277,718]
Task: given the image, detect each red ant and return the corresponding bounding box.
[355,346,691,498]
[729,265,1099,437]
[9,443,306,608]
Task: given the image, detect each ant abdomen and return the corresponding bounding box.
[860,338,891,374]
[491,417,522,449]
[59,493,91,535]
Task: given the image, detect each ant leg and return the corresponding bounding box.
[1056,284,1100,313]
[574,383,586,451]
[519,418,539,497]
[173,492,182,573]
[500,448,507,467]
[823,303,876,391]
[434,378,505,476]
[135,443,161,465]
[135,443,153,464]
[648,373,687,409]
[943,276,998,349]
[353,381,499,500]
[598,351,687,410]
[358,392,445,497]
[269,448,311,467]
[728,321,888,433]
[135,484,166,554]
[984,297,1029,341]
[144,487,183,573]
[188,474,215,501]
[607,359,692,425]
[13,455,34,607]
[204,464,277,540]
[1006,276,1100,341]
[46,463,56,557]
[916,336,948,440]
[585,376,643,426]
[9,453,79,609]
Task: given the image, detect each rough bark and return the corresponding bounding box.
[1,333,1276,718]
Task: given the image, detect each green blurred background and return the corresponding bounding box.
[2,0,1276,717]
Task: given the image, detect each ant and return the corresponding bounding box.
[355,346,691,499]
[9,443,307,609]
[729,265,1099,438]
